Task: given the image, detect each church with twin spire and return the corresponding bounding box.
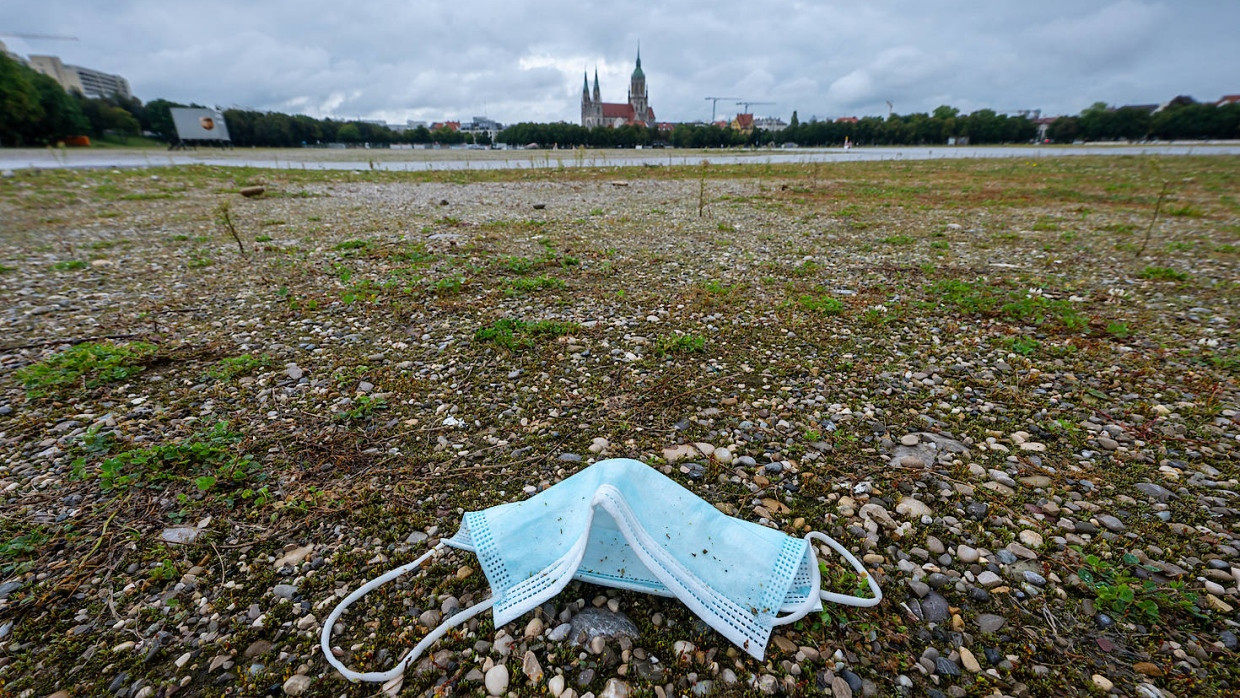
[581,49,656,128]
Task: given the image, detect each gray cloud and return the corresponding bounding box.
[4,1,1236,124]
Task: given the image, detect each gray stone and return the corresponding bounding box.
[1135,482,1175,501]
[934,657,961,676]
[159,527,200,545]
[1097,514,1124,532]
[977,614,1006,633]
[919,592,951,623]
[558,453,583,462]
[0,581,24,599]
[273,584,297,599]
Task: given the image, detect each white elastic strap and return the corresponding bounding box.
[771,530,883,626]
[320,542,496,683]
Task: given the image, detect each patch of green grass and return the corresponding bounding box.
[83,421,260,496]
[1031,217,1060,231]
[337,395,388,422]
[1137,266,1188,282]
[1076,549,1207,626]
[1165,241,1194,252]
[390,243,433,263]
[930,241,949,249]
[880,234,914,246]
[504,275,565,295]
[434,275,464,296]
[588,208,605,216]
[334,239,372,252]
[0,264,14,274]
[501,256,536,274]
[998,336,1040,356]
[797,294,845,315]
[255,235,273,243]
[1165,204,1203,218]
[1106,322,1131,339]
[15,341,158,398]
[51,260,88,271]
[0,530,50,560]
[716,222,735,232]
[474,318,579,352]
[654,333,707,356]
[435,216,462,226]
[928,280,1088,331]
[791,260,820,277]
[207,354,271,381]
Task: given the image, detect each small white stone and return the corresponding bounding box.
[283,674,313,696]
[485,664,510,696]
[548,674,566,698]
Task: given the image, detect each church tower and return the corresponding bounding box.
[581,71,592,127]
[627,47,649,126]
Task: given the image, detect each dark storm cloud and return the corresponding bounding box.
[4,1,1236,124]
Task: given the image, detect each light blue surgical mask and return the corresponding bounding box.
[322,458,882,683]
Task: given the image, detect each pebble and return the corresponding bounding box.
[1018,530,1043,548]
[523,650,544,683]
[1092,674,1114,692]
[977,614,1006,633]
[959,646,981,673]
[956,545,979,563]
[918,592,950,623]
[599,678,631,698]
[283,674,312,695]
[485,664,510,696]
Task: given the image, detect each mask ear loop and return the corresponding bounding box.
[771,531,883,626]
[320,542,496,683]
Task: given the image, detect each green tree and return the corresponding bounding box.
[337,123,361,142]
[29,71,87,141]
[789,110,799,127]
[0,53,44,145]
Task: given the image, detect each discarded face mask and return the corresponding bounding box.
[322,458,882,683]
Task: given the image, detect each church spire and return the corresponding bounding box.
[583,71,590,95]
[632,43,644,78]
[592,67,600,101]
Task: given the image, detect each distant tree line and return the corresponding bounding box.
[3,50,1238,148]
[1046,99,1240,143]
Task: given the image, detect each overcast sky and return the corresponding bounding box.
[3,1,1237,125]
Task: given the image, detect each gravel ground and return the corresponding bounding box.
[0,156,1237,697]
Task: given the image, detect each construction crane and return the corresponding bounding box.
[705,96,740,123]
[886,101,894,118]
[0,33,79,41]
[735,100,774,115]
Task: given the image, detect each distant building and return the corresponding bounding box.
[1032,116,1058,142]
[1217,94,1240,106]
[582,48,656,128]
[27,55,131,99]
[753,116,788,132]
[835,116,859,124]
[460,116,503,141]
[431,121,460,132]
[730,113,754,132]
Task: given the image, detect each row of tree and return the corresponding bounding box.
[1047,99,1240,143]
[3,51,1239,148]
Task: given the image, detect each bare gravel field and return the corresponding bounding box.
[0,155,1237,697]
